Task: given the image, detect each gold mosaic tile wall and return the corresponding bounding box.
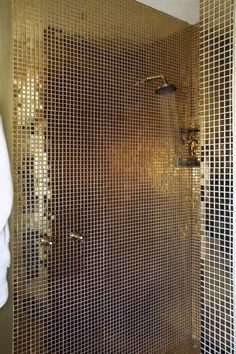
[200,0,234,352]
[191,24,201,342]
[12,0,200,353]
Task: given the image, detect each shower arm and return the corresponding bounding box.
[135,74,166,86]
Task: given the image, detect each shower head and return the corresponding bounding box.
[135,74,177,96]
[155,82,177,96]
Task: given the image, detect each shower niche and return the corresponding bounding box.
[177,128,200,167]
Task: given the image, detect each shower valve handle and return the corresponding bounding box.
[40,236,56,247]
[69,231,84,243]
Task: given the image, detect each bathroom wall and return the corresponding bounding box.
[0,0,13,353]
[191,24,201,341]
[200,0,234,352]
[12,0,199,353]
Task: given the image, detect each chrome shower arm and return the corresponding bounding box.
[135,74,166,86]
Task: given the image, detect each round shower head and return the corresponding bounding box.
[134,74,177,96]
[155,82,177,96]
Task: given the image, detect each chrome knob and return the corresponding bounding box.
[40,236,56,247]
[69,232,84,243]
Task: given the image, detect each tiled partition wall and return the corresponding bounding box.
[200,0,234,353]
[192,24,201,343]
[12,0,199,353]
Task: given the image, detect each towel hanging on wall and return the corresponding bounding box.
[0,115,13,308]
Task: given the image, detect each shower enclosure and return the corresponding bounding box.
[9,0,235,353]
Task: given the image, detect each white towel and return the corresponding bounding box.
[0,115,13,308]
